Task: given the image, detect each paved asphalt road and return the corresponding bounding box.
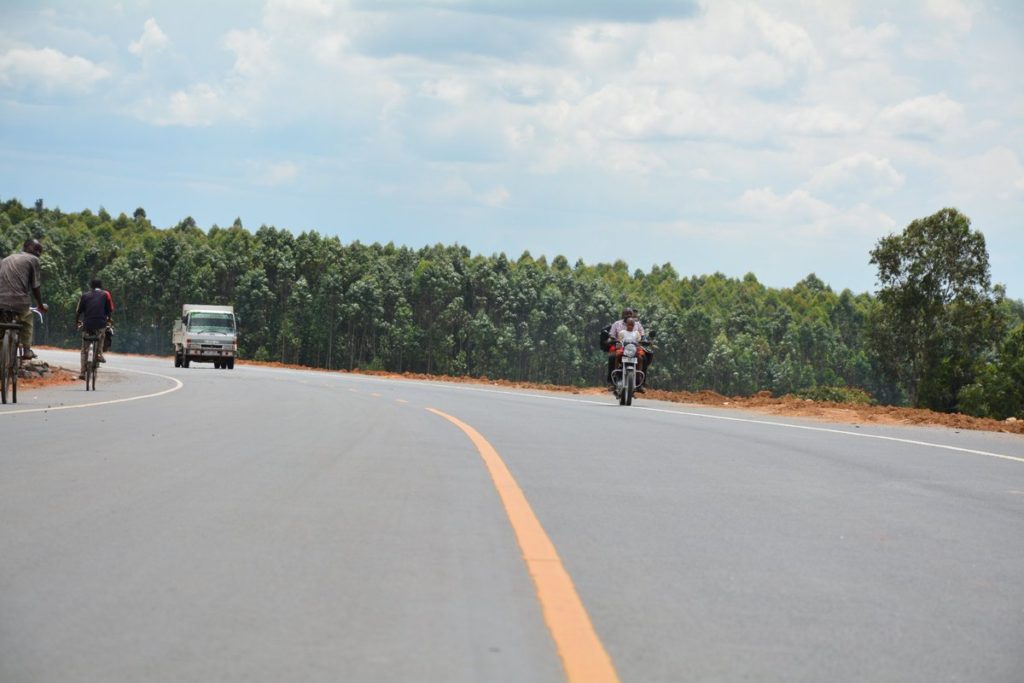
[2,350,1023,682]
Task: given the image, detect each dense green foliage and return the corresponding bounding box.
[2,198,1021,417]
[958,323,1024,420]
[869,208,1002,411]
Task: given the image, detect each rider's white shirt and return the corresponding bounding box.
[617,329,641,344]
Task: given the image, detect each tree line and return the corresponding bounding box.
[2,197,1021,419]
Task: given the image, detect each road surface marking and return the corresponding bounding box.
[427,407,620,683]
[633,405,1024,465]
[423,384,1024,466]
[395,399,408,404]
[238,365,1024,465]
[0,368,183,416]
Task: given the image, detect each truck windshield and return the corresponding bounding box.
[188,313,234,333]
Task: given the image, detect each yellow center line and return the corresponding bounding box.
[395,399,408,404]
[427,407,620,683]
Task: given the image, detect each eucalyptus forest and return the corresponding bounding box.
[2,197,1021,419]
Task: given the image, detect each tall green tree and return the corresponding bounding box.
[869,208,1000,410]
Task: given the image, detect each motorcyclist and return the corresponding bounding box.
[603,306,654,392]
[616,317,641,344]
[0,238,49,359]
[608,307,645,343]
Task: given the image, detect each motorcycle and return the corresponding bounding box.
[610,336,648,406]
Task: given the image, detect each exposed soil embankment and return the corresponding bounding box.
[641,388,1024,435]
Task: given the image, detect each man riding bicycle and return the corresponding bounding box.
[0,239,49,359]
[75,278,113,380]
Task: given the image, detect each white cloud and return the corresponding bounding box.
[750,5,820,69]
[632,10,817,92]
[877,92,965,137]
[0,47,110,92]
[313,32,350,64]
[440,176,473,198]
[690,167,720,182]
[224,29,273,77]
[435,176,510,207]
[807,153,905,197]
[837,22,898,59]
[481,186,511,207]
[503,124,536,149]
[128,18,169,56]
[739,187,835,220]
[4,0,1021,294]
[737,186,897,237]
[567,23,639,70]
[783,105,863,135]
[420,78,469,104]
[602,142,668,174]
[149,83,231,126]
[255,161,299,186]
[925,0,976,32]
[266,0,334,18]
[531,4,836,151]
[946,147,1024,201]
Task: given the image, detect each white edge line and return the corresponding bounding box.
[634,405,1024,464]
[0,367,183,416]
[219,364,1024,465]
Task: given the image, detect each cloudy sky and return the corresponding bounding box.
[1,0,1022,297]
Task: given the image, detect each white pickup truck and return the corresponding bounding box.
[172,304,238,369]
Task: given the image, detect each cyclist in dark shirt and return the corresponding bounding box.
[75,279,113,379]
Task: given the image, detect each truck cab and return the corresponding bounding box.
[172,304,238,369]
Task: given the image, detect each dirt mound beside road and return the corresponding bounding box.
[16,360,79,389]
[641,388,1023,435]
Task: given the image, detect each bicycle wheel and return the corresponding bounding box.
[0,330,10,404]
[85,340,95,391]
[89,344,97,393]
[10,337,16,404]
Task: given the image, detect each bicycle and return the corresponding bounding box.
[83,332,101,391]
[0,309,23,404]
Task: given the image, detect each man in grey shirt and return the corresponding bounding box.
[0,239,49,359]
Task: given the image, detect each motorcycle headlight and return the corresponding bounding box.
[624,343,637,358]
